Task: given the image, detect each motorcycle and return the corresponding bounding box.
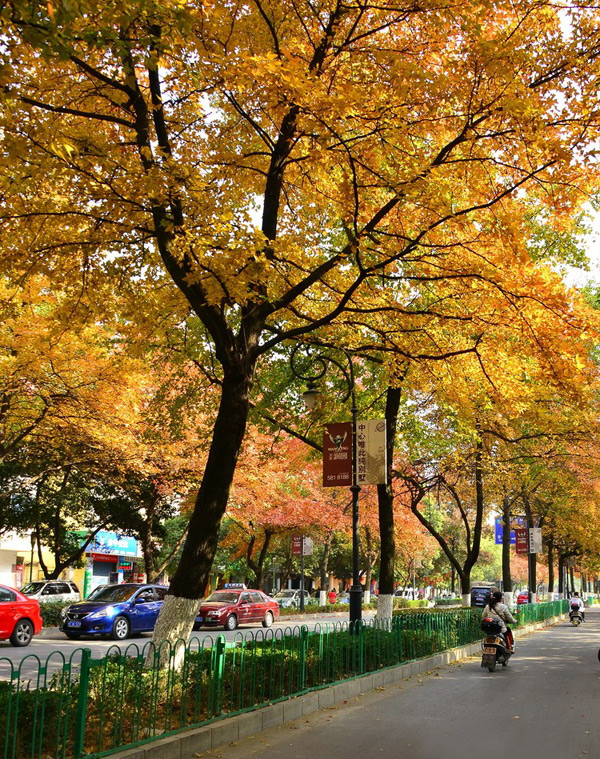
[480,617,513,672]
[569,606,583,626]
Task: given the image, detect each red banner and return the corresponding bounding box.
[292,536,303,556]
[323,422,353,487]
[515,528,529,554]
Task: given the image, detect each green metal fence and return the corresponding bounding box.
[0,602,565,759]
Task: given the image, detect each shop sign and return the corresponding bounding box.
[87,531,139,557]
[90,552,118,563]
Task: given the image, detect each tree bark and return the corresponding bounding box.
[547,536,555,593]
[376,385,402,623]
[151,366,254,651]
[319,533,332,589]
[501,496,512,593]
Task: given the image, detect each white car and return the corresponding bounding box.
[20,580,81,603]
[273,589,314,608]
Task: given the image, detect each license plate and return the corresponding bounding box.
[483,647,496,654]
[196,617,203,623]
[67,620,81,628]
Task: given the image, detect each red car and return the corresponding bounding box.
[195,585,280,631]
[517,590,530,604]
[0,584,43,646]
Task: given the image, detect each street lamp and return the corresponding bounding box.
[29,531,36,582]
[290,344,362,625]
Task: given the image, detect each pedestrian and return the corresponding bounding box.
[328,587,337,604]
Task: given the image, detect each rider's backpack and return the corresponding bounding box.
[481,617,503,634]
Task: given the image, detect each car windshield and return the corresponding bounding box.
[275,591,295,598]
[19,582,46,594]
[205,592,239,603]
[86,585,139,602]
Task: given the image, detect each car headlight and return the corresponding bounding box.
[88,606,115,619]
[60,607,70,619]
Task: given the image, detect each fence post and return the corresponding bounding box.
[210,635,227,717]
[298,626,309,692]
[73,649,92,759]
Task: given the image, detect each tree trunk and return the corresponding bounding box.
[558,553,565,596]
[319,533,332,589]
[376,385,401,625]
[150,367,253,657]
[141,493,160,580]
[501,496,512,593]
[247,529,273,589]
[547,536,555,593]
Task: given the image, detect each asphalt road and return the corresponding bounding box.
[207,610,600,759]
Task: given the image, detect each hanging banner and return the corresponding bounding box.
[302,536,314,556]
[494,517,526,545]
[356,419,387,485]
[515,528,529,554]
[529,527,543,554]
[323,422,352,487]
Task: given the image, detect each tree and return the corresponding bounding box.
[4,1,600,649]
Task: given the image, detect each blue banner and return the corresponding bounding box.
[494,517,525,545]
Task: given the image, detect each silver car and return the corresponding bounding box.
[273,589,314,608]
[20,580,81,603]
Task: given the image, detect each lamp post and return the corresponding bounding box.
[290,345,362,625]
[29,531,36,582]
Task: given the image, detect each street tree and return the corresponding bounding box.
[4,1,600,648]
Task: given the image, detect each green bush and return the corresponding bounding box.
[38,600,71,627]
[392,598,429,609]
[434,598,462,606]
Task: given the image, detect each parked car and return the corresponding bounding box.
[470,585,495,607]
[273,589,313,609]
[59,583,168,640]
[0,584,43,647]
[195,587,280,630]
[517,590,531,604]
[20,580,80,604]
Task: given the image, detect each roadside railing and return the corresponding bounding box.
[0,602,564,759]
[514,599,567,626]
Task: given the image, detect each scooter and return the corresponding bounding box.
[480,617,513,672]
[569,606,583,626]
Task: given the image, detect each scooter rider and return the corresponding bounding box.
[569,592,585,622]
[482,591,516,651]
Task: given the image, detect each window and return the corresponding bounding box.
[41,585,58,595]
[240,593,251,604]
[69,583,79,593]
[0,588,15,602]
[250,592,263,603]
[136,588,155,603]
[155,587,168,601]
[56,583,71,594]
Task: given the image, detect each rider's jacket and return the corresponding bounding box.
[481,602,516,634]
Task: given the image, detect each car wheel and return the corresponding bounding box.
[224,614,238,631]
[262,611,274,628]
[10,619,34,647]
[64,631,82,640]
[111,615,130,641]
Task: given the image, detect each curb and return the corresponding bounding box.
[107,613,565,759]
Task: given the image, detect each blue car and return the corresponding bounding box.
[59,583,168,641]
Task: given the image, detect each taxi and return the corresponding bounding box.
[195,584,279,631]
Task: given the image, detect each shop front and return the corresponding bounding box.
[80,531,144,597]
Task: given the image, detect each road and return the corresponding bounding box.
[205,609,600,759]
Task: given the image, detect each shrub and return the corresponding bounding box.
[38,600,71,627]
